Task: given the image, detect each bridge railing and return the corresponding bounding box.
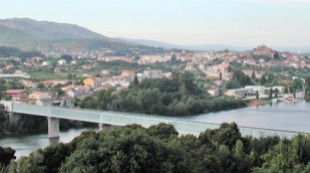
[10,103,308,139]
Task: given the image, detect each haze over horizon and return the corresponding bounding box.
[1,0,310,47]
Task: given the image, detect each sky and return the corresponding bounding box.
[1,0,310,47]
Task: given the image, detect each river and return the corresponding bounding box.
[0,101,309,158]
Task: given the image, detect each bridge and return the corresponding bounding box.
[1,101,306,139]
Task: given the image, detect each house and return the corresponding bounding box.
[29,91,58,100]
[93,83,113,92]
[36,96,73,107]
[65,88,83,98]
[245,85,265,94]
[143,69,162,78]
[121,70,135,81]
[82,64,93,70]
[14,57,21,62]
[31,57,44,62]
[58,59,66,65]
[101,69,110,75]
[208,89,219,96]
[42,61,51,66]
[16,98,36,104]
[5,65,14,70]
[5,89,27,100]
[83,77,104,89]
[22,80,36,88]
[225,88,253,97]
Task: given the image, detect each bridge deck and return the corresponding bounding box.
[3,102,307,139]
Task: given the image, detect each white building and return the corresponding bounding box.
[58,59,66,65]
[245,85,265,94]
[101,69,110,75]
[42,61,51,66]
[225,88,254,97]
[208,89,219,96]
[143,69,162,78]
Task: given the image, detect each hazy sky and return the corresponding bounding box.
[1,0,310,47]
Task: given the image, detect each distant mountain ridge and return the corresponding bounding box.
[0,18,109,40]
[0,18,136,45]
[0,18,164,54]
[1,18,309,53]
[118,37,310,53]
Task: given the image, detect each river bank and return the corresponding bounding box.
[247,99,271,106]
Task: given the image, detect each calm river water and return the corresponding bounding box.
[0,101,309,158]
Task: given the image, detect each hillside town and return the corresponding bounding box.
[0,45,309,107]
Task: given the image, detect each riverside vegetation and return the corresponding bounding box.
[77,71,247,116]
[1,122,310,172]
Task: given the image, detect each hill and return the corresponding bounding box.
[0,18,109,40]
[0,24,165,55]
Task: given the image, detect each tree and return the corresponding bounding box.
[269,88,273,98]
[42,143,70,173]
[60,55,73,62]
[267,73,275,84]
[67,73,72,80]
[219,72,222,80]
[254,141,298,172]
[274,51,280,59]
[171,54,177,61]
[284,85,288,94]
[256,90,259,99]
[147,123,178,141]
[60,128,175,173]
[134,55,140,61]
[5,95,12,101]
[260,75,267,85]
[37,83,45,91]
[0,146,16,166]
[274,88,279,98]
[133,75,139,86]
[251,70,256,79]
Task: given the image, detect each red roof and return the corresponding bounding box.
[5,89,27,94]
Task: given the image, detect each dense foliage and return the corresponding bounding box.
[78,71,247,116]
[4,122,310,172]
[0,46,44,59]
[226,70,252,89]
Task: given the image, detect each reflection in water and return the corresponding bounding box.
[182,101,310,133]
[0,127,99,158]
[49,138,60,146]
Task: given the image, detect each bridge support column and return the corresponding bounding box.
[99,123,111,131]
[48,117,59,138]
[9,113,21,123]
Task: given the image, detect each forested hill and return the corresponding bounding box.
[0,23,166,54]
[0,18,112,41]
[0,46,44,58]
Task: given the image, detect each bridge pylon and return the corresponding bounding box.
[48,117,59,138]
[99,123,112,131]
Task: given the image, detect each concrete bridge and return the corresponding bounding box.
[1,101,307,139]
